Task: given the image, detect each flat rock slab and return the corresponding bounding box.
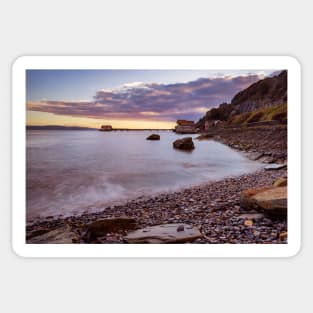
[248,152,264,161]
[27,225,79,244]
[240,186,273,210]
[259,156,276,164]
[125,223,202,244]
[237,213,265,220]
[83,217,137,242]
[264,163,287,170]
[252,187,287,216]
[273,177,287,187]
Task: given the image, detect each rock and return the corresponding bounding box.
[252,187,287,216]
[248,152,264,161]
[279,231,288,241]
[146,134,160,140]
[240,186,288,216]
[26,228,53,240]
[253,230,261,237]
[259,156,276,164]
[27,225,79,244]
[237,213,265,220]
[240,186,274,210]
[196,134,213,140]
[83,217,137,242]
[173,137,195,150]
[273,177,287,187]
[177,225,184,232]
[264,163,287,170]
[244,220,253,227]
[125,223,202,243]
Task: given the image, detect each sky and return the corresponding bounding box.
[26,69,278,129]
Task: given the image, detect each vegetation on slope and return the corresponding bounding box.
[227,103,287,125]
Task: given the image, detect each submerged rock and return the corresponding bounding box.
[125,223,202,243]
[82,217,137,242]
[173,137,195,150]
[146,134,160,140]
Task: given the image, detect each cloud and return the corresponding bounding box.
[27,74,263,122]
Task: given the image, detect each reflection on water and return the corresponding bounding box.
[26,130,262,221]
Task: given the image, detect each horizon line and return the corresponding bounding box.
[26,124,174,130]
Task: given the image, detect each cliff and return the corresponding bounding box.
[231,70,287,114]
[196,71,287,130]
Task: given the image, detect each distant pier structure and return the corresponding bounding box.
[99,125,113,131]
[174,120,197,134]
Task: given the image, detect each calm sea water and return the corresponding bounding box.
[26,130,262,221]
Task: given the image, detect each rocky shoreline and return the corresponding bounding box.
[206,125,287,164]
[26,125,288,244]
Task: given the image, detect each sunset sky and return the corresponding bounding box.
[26,69,277,129]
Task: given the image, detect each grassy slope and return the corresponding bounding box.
[228,103,287,125]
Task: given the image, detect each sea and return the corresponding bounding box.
[26,130,263,222]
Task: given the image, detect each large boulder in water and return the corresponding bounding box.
[173,137,195,150]
[146,134,160,140]
[82,217,137,242]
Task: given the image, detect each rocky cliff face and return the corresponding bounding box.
[231,70,287,114]
[196,70,287,130]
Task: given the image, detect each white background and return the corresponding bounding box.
[0,0,312,312]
